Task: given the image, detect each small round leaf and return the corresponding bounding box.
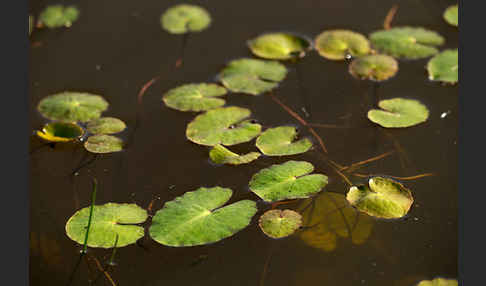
[367,98,429,128]
[65,203,148,248]
[84,135,123,154]
[346,177,414,219]
[247,33,311,60]
[86,117,127,135]
[36,122,85,143]
[443,5,458,27]
[161,4,211,34]
[417,278,458,286]
[427,49,458,84]
[314,30,370,60]
[349,54,398,81]
[162,83,227,112]
[38,5,80,28]
[209,144,261,165]
[255,126,312,156]
[259,209,302,239]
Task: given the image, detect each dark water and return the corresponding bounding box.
[29,0,458,285]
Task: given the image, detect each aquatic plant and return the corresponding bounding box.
[367,98,429,128]
[258,209,302,239]
[314,29,370,60]
[427,49,458,84]
[247,32,312,60]
[38,5,79,28]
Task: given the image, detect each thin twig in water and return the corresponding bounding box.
[384,5,399,30]
[260,245,275,286]
[352,172,435,180]
[340,150,395,172]
[137,77,160,105]
[270,199,299,209]
[91,254,117,286]
[92,234,119,285]
[71,153,99,177]
[175,33,190,68]
[307,123,349,128]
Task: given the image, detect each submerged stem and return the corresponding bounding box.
[83,178,97,254]
[384,5,399,30]
[175,33,190,68]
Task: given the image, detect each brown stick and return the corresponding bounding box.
[137,76,160,105]
[352,172,435,180]
[307,123,349,129]
[91,254,117,286]
[340,150,395,171]
[384,5,399,30]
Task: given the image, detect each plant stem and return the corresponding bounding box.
[295,60,311,118]
[83,178,97,254]
[175,33,190,68]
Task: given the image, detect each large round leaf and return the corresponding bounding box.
[36,122,84,143]
[247,33,311,60]
[160,4,211,34]
[417,278,458,286]
[346,177,414,219]
[314,30,370,60]
[258,209,302,239]
[249,161,328,202]
[162,83,227,112]
[367,98,429,128]
[84,135,123,154]
[186,106,261,146]
[86,117,127,135]
[369,27,444,59]
[218,58,288,95]
[427,49,458,84]
[38,5,80,28]
[37,92,109,122]
[297,192,374,252]
[255,126,312,156]
[443,5,458,27]
[65,203,148,248]
[149,187,257,247]
[349,54,398,82]
[209,144,261,165]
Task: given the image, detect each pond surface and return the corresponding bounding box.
[29,0,458,285]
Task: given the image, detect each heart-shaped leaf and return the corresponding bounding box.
[259,209,302,239]
[161,4,211,34]
[209,144,261,165]
[84,135,123,154]
[367,98,429,128]
[36,122,85,143]
[427,49,458,84]
[86,117,126,135]
[65,203,148,248]
[38,5,80,28]
[346,177,414,219]
[249,161,328,202]
[247,33,311,60]
[149,187,257,247]
[162,83,227,112]
[369,27,444,59]
[314,30,370,60]
[186,106,261,146]
[255,126,312,156]
[349,54,398,81]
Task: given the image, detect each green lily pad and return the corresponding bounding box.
[36,122,84,143]
[162,83,227,112]
[37,92,109,123]
[186,106,262,146]
[161,4,211,34]
[258,209,302,239]
[369,27,444,59]
[255,126,312,156]
[349,54,398,81]
[38,5,80,28]
[443,5,458,27]
[65,203,148,248]
[86,117,127,135]
[84,135,123,154]
[346,177,414,219]
[417,278,458,286]
[247,33,311,60]
[367,98,429,128]
[149,187,257,247]
[298,192,374,252]
[218,58,288,95]
[427,49,458,84]
[209,144,261,165]
[249,161,328,202]
[314,30,370,60]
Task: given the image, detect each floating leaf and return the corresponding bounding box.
[443,5,458,27]
[36,122,84,143]
[37,92,109,123]
[349,54,398,81]
[297,192,373,252]
[369,27,444,59]
[162,83,227,112]
[346,177,414,219]
[209,144,261,165]
[314,30,370,60]
[249,161,328,202]
[86,117,126,135]
[38,5,79,28]
[65,203,148,248]
[149,187,257,247]
[427,49,458,84]
[84,135,123,154]
[161,4,211,34]
[247,33,311,60]
[218,58,288,95]
[258,209,302,239]
[417,278,458,286]
[186,106,261,146]
[367,98,429,128]
[255,126,312,156]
